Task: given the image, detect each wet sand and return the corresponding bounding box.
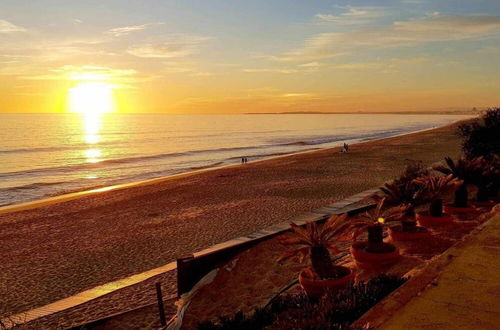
[0,121,465,317]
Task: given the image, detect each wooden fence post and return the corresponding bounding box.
[177,254,195,297]
[156,282,166,327]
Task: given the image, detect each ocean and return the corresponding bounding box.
[0,113,471,206]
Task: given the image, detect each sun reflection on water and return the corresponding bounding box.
[82,113,103,164]
[84,113,101,144]
[69,81,114,167]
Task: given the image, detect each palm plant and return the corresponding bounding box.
[379,163,429,218]
[278,214,351,279]
[396,162,431,183]
[414,174,462,217]
[433,157,477,207]
[350,198,406,252]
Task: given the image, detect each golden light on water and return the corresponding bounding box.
[69,80,114,165]
[84,148,102,163]
[83,113,101,144]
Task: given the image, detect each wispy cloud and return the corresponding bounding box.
[402,0,425,4]
[127,35,209,58]
[0,19,26,33]
[107,22,163,37]
[21,65,145,84]
[171,89,321,113]
[279,14,500,61]
[243,68,299,74]
[330,57,431,71]
[298,62,324,68]
[315,6,387,25]
[162,61,213,77]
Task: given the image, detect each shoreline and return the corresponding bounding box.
[0,119,468,317]
[0,120,466,216]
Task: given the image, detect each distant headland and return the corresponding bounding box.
[245,109,482,115]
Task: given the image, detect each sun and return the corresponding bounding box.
[69,82,114,114]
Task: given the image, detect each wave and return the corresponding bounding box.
[0,126,429,180]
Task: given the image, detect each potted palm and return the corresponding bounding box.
[278,214,354,298]
[349,198,404,268]
[379,179,431,240]
[433,157,477,214]
[413,174,462,226]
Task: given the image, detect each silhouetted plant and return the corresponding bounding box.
[380,163,430,216]
[466,156,500,201]
[458,108,500,159]
[277,214,351,279]
[414,174,462,216]
[350,198,406,252]
[433,157,479,207]
[197,275,407,330]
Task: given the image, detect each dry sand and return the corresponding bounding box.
[0,121,464,318]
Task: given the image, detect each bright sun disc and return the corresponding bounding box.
[69,82,114,114]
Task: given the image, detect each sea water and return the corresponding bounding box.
[0,113,471,206]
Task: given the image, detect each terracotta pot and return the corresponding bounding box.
[298,266,354,298]
[471,200,495,208]
[443,203,477,214]
[389,225,431,241]
[350,241,400,269]
[416,211,455,227]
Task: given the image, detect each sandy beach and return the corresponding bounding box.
[0,121,465,317]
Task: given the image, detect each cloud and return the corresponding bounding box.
[243,68,299,74]
[0,19,25,33]
[20,65,145,84]
[477,45,500,53]
[107,22,163,37]
[280,14,500,61]
[330,57,431,71]
[315,6,387,25]
[298,62,324,68]
[127,35,209,58]
[402,0,425,4]
[161,61,213,76]
[280,93,319,99]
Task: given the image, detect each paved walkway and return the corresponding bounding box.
[1,188,378,329]
[378,212,500,329]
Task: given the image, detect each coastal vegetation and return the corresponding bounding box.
[349,198,403,267]
[458,107,500,159]
[433,157,476,208]
[414,174,461,226]
[278,214,354,298]
[198,275,407,330]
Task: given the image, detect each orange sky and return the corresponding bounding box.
[1,1,499,113]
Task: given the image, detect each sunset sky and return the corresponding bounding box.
[1,0,499,114]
